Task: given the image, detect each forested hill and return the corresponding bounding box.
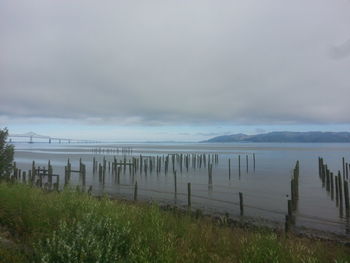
[202,132,350,143]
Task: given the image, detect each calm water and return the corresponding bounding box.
[13,142,350,236]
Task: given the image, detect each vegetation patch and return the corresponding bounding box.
[0,183,349,262]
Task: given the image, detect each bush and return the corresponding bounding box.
[34,213,131,263]
[0,128,14,178]
[239,233,289,263]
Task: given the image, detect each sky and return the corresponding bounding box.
[1,0,350,141]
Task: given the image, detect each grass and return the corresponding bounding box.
[0,183,349,262]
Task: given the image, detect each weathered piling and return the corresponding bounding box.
[344,180,350,216]
[253,153,256,171]
[117,166,121,184]
[174,171,177,199]
[64,166,69,186]
[38,166,43,187]
[326,168,330,192]
[134,181,138,201]
[291,161,299,211]
[22,171,26,184]
[331,172,334,200]
[287,199,295,225]
[239,192,244,216]
[48,160,52,187]
[55,175,60,191]
[28,170,32,185]
[67,159,71,181]
[238,155,241,177]
[322,164,327,187]
[335,175,339,206]
[103,157,106,176]
[31,161,36,184]
[172,154,175,173]
[98,163,103,182]
[285,215,290,233]
[188,183,191,208]
[140,155,143,174]
[229,159,231,180]
[318,157,322,178]
[81,164,86,187]
[338,171,343,208]
[246,155,248,173]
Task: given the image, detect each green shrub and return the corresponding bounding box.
[34,213,131,263]
[1,183,349,263]
[239,233,289,263]
[0,245,27,263]
[0,128,14,178]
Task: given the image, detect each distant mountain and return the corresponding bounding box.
[202,131,350,143]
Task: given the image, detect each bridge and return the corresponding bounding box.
[9,132,100,144]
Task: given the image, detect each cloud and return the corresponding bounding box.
[330,39,350,59]
[255,128,266,134]
[1,0,350,127]
[195,132,221,137]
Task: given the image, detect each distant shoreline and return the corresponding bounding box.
[202,131,350,143]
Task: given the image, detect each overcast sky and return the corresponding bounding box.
[1,0,350,141]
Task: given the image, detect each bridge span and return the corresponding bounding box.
[9,132,100,144]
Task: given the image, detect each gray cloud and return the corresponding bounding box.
[330,39,350,59]
[1,0,350,126]
[255,128,266,134]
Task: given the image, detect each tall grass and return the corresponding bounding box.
[0,183,349,263]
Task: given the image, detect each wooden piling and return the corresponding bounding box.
[28,170,32,184]
[331,172,334,200]
[291,179,295,210]
[117,167,121,184]
[48,160,52,187]
[134,181,138,201]
[32,161,36,183]
[174,171,177,199]
[64,166,68,186]
[253,153,256,171]
[294,161,299,201]
[55,175,60,191]
[288,199,292,217]
[335,175,339,206]
[285,215,290,233]
[238,155,241,177]
[287,199,294,224]
[188,183,191,208]
[318,157,322,178]
[229,159,231,180]
[338,171,343,207]
[246,155,248,173]
[82,164,86,187]
[344,180,349,216]
[22,171,26,184]
[239,192,244,216]
[322,164,327,187]
[326,168,330,192]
